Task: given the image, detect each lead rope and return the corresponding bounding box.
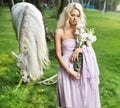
[36,74,57,85]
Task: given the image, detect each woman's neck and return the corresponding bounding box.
[70,24,76,31]
[63,24,76,34]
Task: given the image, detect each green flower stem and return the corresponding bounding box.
[73,53,82,72]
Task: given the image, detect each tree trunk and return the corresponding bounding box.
[0,0,4,6]
[35,0,53,41]
[81,0,84,6]
[35,0,44,16]
[102,0,107,15]
[57,0,64,19]
[87,0,91,6]
[87,0,91,8]
[71,0,79,2]
[8,0,14,10]
[57,0,69,19]
[91,0,95,6]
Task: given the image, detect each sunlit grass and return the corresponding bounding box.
[85,9,120,108]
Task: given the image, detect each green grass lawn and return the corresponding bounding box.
[0,6,120,108]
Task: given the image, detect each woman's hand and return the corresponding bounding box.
[69,70,80,80]
[70,48,82,63]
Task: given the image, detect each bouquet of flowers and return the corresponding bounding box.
[73,24,97,72]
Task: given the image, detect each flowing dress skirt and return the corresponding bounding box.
[57,39,100,108]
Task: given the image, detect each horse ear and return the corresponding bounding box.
[11,51,19,59]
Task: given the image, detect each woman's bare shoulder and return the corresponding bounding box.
[55,28,64,35]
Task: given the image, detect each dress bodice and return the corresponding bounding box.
[62,39,76,55]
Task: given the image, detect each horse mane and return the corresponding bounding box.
[11,2,50,82]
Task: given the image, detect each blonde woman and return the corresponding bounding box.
[54,2,100,108]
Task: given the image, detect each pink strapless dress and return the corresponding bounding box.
[57,39,101,108]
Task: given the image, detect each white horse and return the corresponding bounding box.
[11,2,49,83]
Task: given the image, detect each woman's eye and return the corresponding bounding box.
[71,14,74,17]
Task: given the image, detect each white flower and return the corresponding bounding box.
[81,33,88,39]
[92,35,97,42]
[75,29,80,35]
[87,34,97,43]
[80,28,85,33]
[76,24,84,30]
[74,24,97,48]
[76,24,81,29]
[86,40,92,47]
[82,45,87,48]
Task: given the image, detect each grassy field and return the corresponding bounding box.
[0,6,120,108]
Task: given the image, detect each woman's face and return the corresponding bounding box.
[69,8,80,26]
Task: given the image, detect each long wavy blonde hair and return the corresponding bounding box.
[57,2,86,30]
